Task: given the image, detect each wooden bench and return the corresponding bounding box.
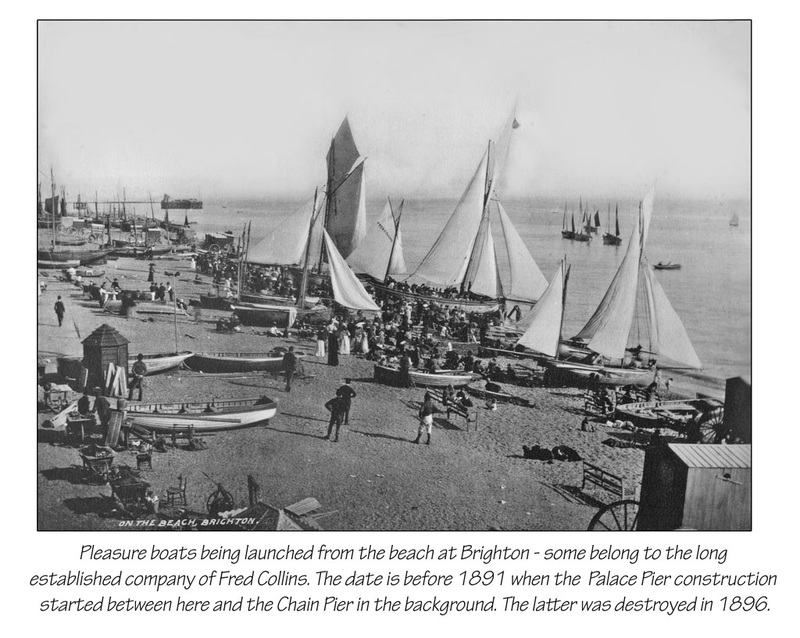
[581,461,627,500]
[431,389,479,430]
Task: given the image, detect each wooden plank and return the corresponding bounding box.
[105,410,125,448]
[285,497,321,516]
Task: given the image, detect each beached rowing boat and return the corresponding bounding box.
[129,351,193,375]
[614,398,723,430]
[373,363,478,388]
[185,351,301,373]
[124,396,277,433]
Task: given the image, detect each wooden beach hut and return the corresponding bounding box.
[81,324,130,392]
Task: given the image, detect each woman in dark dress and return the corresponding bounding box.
[327,328,339,366]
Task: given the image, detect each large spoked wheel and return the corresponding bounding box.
[208,243,221,255]
[698,407,726,444]
[588,499,640,531]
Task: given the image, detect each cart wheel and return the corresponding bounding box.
[81,227,93,238]
[208,243,221,255]
[698,407,725,444]
[587,499,640,531]
[67,227,78,237]
[88,233,99,243]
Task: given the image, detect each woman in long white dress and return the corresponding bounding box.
[315,327,326,358]
[338,325,351,355]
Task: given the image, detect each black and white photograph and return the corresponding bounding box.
[35,20,752,532]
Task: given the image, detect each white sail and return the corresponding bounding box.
[388,209,408,277]
[496,199,548,303]
[465,216,502,298]
[347,199,407,280]
[573,207,645,359]
[323,229,380,312]
[411,151,489,287]
[516,260,566,357]
[639,257,702,368]
[246,197,315,266]
[325,118,367,258]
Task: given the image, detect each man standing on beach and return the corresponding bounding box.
[93,387,112,432]
[282,346,298,392]
[324,394,347,442]
[54,296,65,327]
[415,392,437,445]
[336,379,357,425]
[128,354,148,401]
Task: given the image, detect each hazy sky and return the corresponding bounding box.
[38,21,750,201]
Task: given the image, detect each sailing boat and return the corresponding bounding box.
[573,206,592,242]
[542,188,702,385]
[587,208,601,234]
[347,197,407,282]
[560,202,574,239]
[602,203,623,245]
[516,258,570,358]
[729,212,740,227]
[407,109,548,307]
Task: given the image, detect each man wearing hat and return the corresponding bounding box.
[93,387,112,432]
[336,379,357,425]
[282,346,298,392]
[128,354,148,401]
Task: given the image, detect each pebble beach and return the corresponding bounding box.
[37,253,695,532]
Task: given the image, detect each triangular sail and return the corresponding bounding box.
[639,256,702,368]
[247,197,316,266]
[347,199,407,280]
[573,208,645,359]
[410,151,489,287]
[325,118,367,258]
[497,200,548,302]
[464,215,502,298]
[516,260,566,357]
[388,201,408,277]
[323,229,380,311]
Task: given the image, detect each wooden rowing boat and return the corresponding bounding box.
[614,398,723,430]
[542,359,655,386]
[124,396,278,433]
[185,351,299,373]
[373,363,478,388]
[39,259,80,269]
[129,351,194,375]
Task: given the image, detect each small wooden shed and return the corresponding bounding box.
[81,324,130,392]
[637,444,751,531]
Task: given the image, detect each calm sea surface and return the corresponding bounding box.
[184,196,751,386]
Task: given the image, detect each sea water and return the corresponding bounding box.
[184,195,751,392]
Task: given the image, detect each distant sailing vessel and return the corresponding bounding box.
[729,212,740,227]
[561,203,575,239]
[653,262,681,270]
[602,203,623,245]
[408,109,548,306]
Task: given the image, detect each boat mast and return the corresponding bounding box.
[383,198,404,284]
[615,203,620,237]
[50,167,57,246]
[556,258,571,361]
[299,187,320,311]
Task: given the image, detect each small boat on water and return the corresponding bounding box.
[602,203,623,245]
[124,396,277,433]
[653,262,681,270]
[185,351,299,373]
[373,363,479,388]
[729,212,739,227]
[129,351,193,375]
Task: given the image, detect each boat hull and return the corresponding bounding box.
[602,233,622,245]
[543,360,654,386]
[373,364,478,388]
[232,304,329,328]
[37,248,112,265]
[366,281,500,313]
[129,352,193,375]
[125,397,277,433]
[185,353,286,373]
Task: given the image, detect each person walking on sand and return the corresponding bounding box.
[148,263,155,283]
[54,296,65,327]
[327,323,339,366]
[336,379,357,425]
[415,392,437,445]
[324,394,347,442]
[128,354,148,401]
[282,346,298,392]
